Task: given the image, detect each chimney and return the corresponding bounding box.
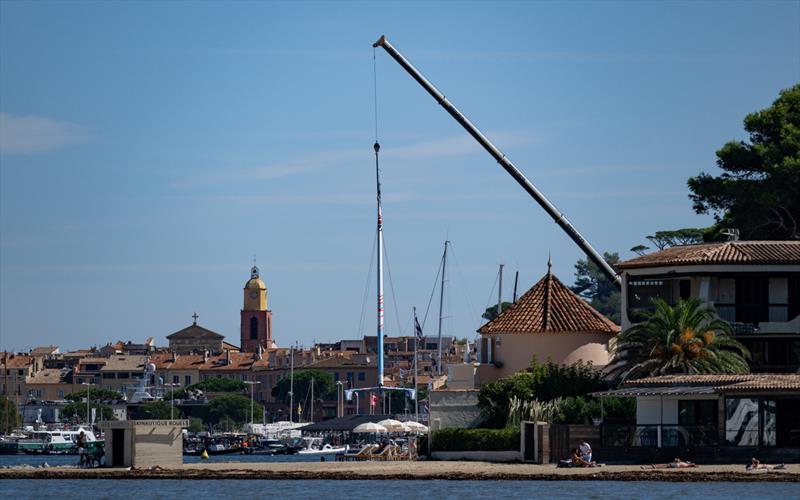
[226,349,231,366]
[203,350,209,364]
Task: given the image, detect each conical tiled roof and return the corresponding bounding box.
[478,271,619,335]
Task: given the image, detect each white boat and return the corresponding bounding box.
[1,427,102,455]
[295,437,347,455]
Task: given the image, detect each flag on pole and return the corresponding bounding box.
[414,313,424,340]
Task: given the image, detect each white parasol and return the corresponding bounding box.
[402,420,429,433]
[377,419,411,432]
[352,422,388,433]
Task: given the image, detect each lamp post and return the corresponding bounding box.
[244,380,261,426]
[166,383,181,420]
[81,382,95,427]
[335,381,343,417]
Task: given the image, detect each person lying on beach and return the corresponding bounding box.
[642,458,697,469]
[746,458,786,471]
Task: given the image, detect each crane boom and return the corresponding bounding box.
[373,35,621,289]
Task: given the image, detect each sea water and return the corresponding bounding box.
[0,479,795,499]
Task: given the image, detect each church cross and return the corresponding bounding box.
[192,312,199,324]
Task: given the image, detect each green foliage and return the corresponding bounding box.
[506,397,563,428]
[431,427,520,452]
[1,396,21,433]
[644,228,705,250]
[65,388,123,402]
[174,377,247,398]
[482,302,513,322]
[478,359,606,428]
[688,84,800,240]
[271,369,336,405]
[607,298,751,381]
[137,400,174,420]
[205,393,263,425]
[630,245,649,256]
[570,252,621,324]
[188,417,205,433]
[62,402,116,421]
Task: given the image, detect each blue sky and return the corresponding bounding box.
[1,1,798,352]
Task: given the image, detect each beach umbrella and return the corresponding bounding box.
[377,419,410,432]
[353,422,388,433]
[403,421,428,433]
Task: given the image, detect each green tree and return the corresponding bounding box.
[137,400,174,419]
[570,251,620,324]
[188,417,205,433]
[65,388,123,402]
[174,377,247,398]
[271,369,335,406]
[477,359,606,428]
[205,393,263,425]
[645,228,705,250]
[607,298,751,381]
[688,84,800,240]
[482,302,513,322]
[1,396,21,433]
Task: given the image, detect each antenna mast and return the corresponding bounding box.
[437,240,449,376]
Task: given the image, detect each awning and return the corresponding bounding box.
[591,386,718,398]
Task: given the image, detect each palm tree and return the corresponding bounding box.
[607,298,750,381]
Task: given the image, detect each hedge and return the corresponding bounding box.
[431,427,520,452]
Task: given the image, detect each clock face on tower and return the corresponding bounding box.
[249,291,258,299]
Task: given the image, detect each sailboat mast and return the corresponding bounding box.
[497,264,504,316]
[437,240,448,376]
[289,346,294,423]
[375,141,385,390]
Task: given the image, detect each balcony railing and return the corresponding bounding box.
[601,424,719,448]
[714,303,789,330]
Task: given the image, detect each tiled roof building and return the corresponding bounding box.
[617,241,800,269]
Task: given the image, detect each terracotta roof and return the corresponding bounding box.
[1,355,35,368]
[199,352,256,371]
[149,353,207,370]
[99,355,147,372]
[617,241,800,269]
[305,357,377,369]
[626,374,800,392]
[27,368,68,384]
[477,271,619,335]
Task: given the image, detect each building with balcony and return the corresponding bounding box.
[617,240,800,372]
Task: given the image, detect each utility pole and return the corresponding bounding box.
[513,270,519,303]
[437,240,449,376]
[289,346,294,423]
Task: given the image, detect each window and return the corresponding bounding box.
[358,372,365,382]
[172,375,179,384]
[118,372,129,379]
[77,378,83,385]
[185,375,191,386]
[250,317,258,340]
[334,372,339,381]
[57,390,64,398]
[678,400,717,426]
[102,372,115,379]
[346,372,354,382]
[241,374,247,381]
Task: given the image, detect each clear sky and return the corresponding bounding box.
[1,1,798,352]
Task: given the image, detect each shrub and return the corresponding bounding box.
[431,427,520,452]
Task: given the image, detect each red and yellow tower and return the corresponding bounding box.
[240,265,273,352]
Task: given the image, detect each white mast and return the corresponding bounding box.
[375,141,385,396]
[289,345,294,423]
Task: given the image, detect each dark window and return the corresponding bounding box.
[172,375,179,384]
[185,375,191,386]
[334,372,339,381]
[250,317,258,340]
[347,372,354,382]
[358,372,365,381]
[118,372,129,379]
[679,400,717,426]
[102,372,115,379]
[735,277,769,323]
[679,280,691,300]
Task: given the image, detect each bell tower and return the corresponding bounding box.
[240,265,273,352]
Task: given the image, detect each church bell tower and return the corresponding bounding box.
[240,265,273,352]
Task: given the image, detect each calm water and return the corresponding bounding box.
[0,480,796,499]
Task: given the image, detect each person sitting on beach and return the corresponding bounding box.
[644,458,697,469]
[570,447,596,467]
[746,458,785,471]
[579,441,592,462]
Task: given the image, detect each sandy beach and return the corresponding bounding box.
[1,461,798,481]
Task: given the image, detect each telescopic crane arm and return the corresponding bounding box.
[372,35,621,289]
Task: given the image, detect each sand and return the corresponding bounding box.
[1,461,798,481]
